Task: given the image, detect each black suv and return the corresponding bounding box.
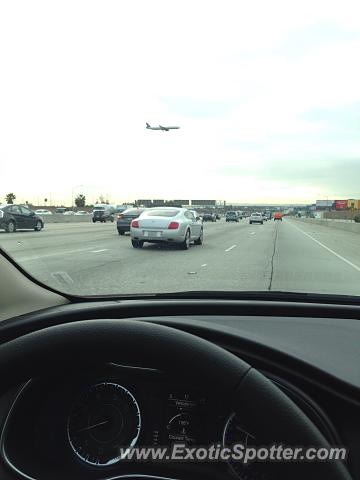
[0,205,44,233]
[202,212,217,222]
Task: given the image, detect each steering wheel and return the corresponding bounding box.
[0,319,352,480]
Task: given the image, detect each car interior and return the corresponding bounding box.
[2,2,360,480]
[0,250,359,480]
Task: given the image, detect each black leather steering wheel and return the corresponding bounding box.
[0,319,352,480]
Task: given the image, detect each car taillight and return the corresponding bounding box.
[168,222,179,229]
[131,220,139,228]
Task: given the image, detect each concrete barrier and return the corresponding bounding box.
[41,214,93,224]
[291,217,360,234]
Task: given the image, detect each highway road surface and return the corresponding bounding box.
[1,219,360,297]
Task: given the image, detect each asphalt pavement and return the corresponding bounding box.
[1,219,360,297]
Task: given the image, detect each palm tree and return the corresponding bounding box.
[5,193,16,204]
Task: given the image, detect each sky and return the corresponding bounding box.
[1,0,360,205]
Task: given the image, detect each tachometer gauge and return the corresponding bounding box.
[223,412,269,480]
[67,382,141,466]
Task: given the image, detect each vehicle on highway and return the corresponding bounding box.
[215,213,221,220]
[92,205,115,223]
[55,207,67,214]
[249,212,264,224]
[274,212,283,221]
[63,210,75,215]
[75,211,89,215]
[225,211,239,222]
[262,212,268,222]
[202,212,217,222]
[130,207,203,249]
[34,209,52,215]
[265,211,272,220]
[0,204,44,232]
[115,204,133,214]
[117,208,145,235]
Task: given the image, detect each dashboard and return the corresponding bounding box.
[0,299,359,480]
[0,364,228,479]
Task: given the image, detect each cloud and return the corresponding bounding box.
[1,0,360,204]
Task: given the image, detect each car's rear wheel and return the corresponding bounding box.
[34,221,43,231]
[131,239,144,248]
[194,228,203,245]
[249,221,252,224]
[92,219,96,223]
[5,220,16,233]
[180,230,191,250]
[118,230,125,235]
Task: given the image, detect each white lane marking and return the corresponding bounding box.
[91,249,108,253]
[17,247,95,262]
[201,263,207,267]
[225,244,237,252]
[290,222,360,273]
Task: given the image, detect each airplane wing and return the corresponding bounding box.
[159,125,169,131]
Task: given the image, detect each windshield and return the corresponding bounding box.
[1,1,360,298]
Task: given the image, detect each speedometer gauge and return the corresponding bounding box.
[223,413,269,480]
[67,382,141,466]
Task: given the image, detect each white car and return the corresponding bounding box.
[34,209,52,215]
[75,211,89,215]
[130,207,203,249]
[249,213,264,225]
[63,211,75,215]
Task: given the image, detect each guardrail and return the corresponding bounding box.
[291,217,360,234]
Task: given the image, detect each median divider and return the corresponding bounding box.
[291,218,360,234]
[42,214,93,224]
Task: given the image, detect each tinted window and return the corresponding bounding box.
[123,209,143,215]
[20,206,32,215]
[144,209,180,217]
[9,206,22,214]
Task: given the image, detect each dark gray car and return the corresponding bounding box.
[117,208,145,235]
[0,205,44,232]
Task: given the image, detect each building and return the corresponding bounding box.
[190,200,216,207]
[315,200,334,210]
[347,199,360,210]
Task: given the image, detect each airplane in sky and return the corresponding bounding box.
[146,122,180,131]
